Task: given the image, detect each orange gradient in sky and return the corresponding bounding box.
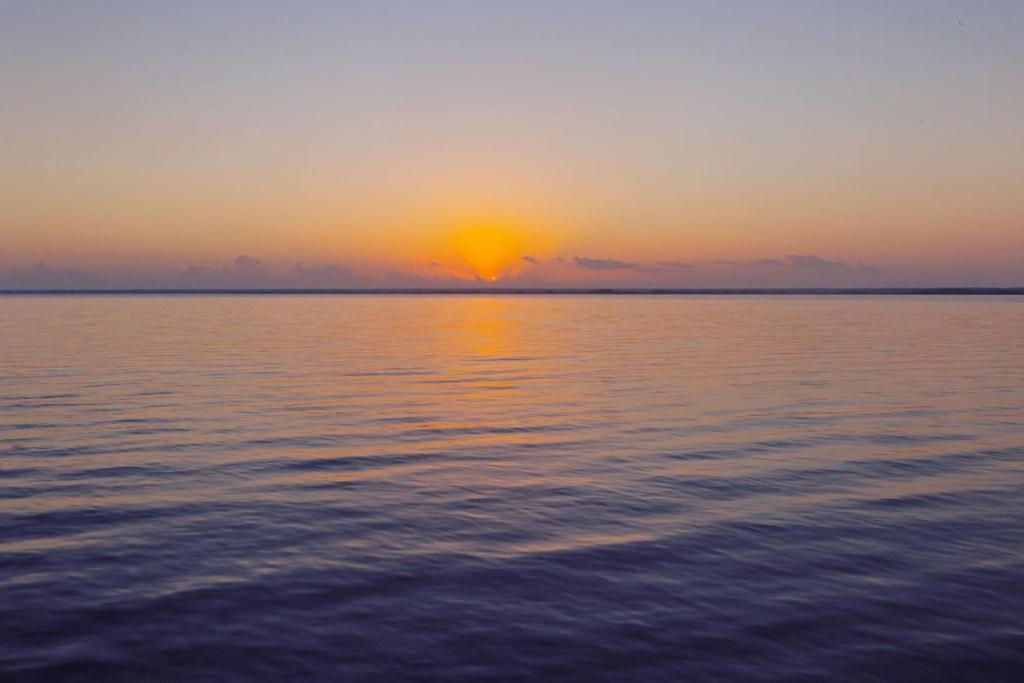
[3,2,1024,287]
[405,208,560,281]
[450,221,528,280]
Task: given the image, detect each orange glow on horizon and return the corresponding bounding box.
[449,221,530,281]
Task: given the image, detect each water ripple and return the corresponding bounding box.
[2,294,1024,679]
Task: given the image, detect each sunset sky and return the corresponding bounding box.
[2,0,1023,287]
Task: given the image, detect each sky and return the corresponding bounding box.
[2,0,1023,288]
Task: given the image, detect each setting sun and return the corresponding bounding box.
[450,222,527,281]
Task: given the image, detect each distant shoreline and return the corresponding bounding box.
[2,288,1024,296]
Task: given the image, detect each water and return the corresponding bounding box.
[2,294,1023,680]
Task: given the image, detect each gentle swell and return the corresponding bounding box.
[2,294,1024,680]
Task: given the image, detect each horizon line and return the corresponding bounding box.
[3,287,1024,296]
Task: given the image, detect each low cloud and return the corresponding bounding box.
[0,255,477,290]
[703,258,784,267]
[785,254,846,269]
[232,254,266,275]
[0,251,976,289]
[0,262,107,289]
[655,260,696,270]
[573,256,639,270]
[700,255,858,270]
[175,255,275,288]
[288,262,365,287]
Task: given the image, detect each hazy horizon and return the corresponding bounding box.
[6,294,1024,678]
[2,251,1024,290]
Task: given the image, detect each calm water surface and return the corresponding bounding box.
[2,295,1023,680]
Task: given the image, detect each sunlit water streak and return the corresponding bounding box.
[2,295,1023,680]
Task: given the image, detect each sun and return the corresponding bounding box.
[450,221,526,281]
